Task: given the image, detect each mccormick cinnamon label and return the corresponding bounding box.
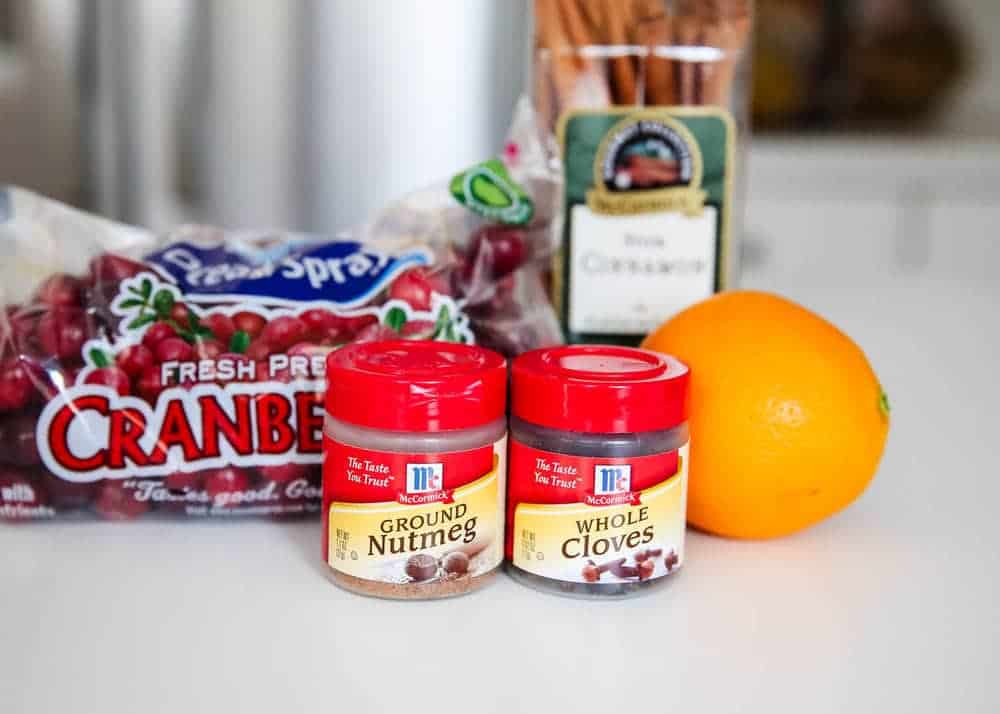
[555,108,734,345]
[506,442,688,584]
[323,437,507,584]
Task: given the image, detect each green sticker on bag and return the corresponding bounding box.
[450,158,533,225]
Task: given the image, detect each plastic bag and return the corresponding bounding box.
[0,105,563,521]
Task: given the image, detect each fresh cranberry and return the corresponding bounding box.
[88,254,145,285]
[465,225,528,280]
[0,413,41,465]
[137,366,167,402]
[84,366,131,396]
[142,322,178,349]
[164,470,204,493]
[300,308,345,342]
[388,268,449,312]
[245,340,273,361]
[351,324,399,343]
[194,338,225,360]
[39,471,97,510]
[286,342,334,359]
[232,311,266,338]
[201,313,236,345]
[38,307,88,363]
[155,337,194,363]
[258,463,311,485]
[0,468,48,518]
[34,273,83,307]
[399,320,436,339]
[261,316,308,351]
[204,466,251,504]
[341,313,377,337]
[116,344,154,378]
[170,303,190,325]
[94,480,150,520]
[0,359,34,412]
[216,351,253,364]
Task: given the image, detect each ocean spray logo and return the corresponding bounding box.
[594,464,631,496]
[406,463,443,494]
[144,238,431,308]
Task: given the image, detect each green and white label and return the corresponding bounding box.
[450,158,534,225]
[557,108,734,341]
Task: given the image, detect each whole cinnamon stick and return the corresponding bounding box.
[602,0,638,104]
[637,14,676,105]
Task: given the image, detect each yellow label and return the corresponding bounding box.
[513,443,687,583]
[328,453,505,584]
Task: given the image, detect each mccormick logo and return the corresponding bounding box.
[397,463,453,505]
[594,464,631,495]
[406,463,443,493]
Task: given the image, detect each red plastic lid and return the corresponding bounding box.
[511,345,688,434]
[325,341,507,432]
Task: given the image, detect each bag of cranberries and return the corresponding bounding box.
[0,107,562,522]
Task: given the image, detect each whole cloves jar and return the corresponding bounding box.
[506,345,690,598]
[323,340,508,600]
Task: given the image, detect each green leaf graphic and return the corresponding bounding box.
[229,330,250,354]
[432,305,451,339]
[153,289,175,316]
[118,298,144,309]
[470,174,512,208]
[127,314,156,330]
[89,348,111,368]
[385,307,407,332]
[449,158,533,225]
[140,278,153,299]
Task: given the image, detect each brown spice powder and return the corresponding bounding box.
[329,569,498,600]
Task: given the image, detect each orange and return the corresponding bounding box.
[641,290,889,539]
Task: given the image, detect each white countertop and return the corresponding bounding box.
[4,165,1000,712]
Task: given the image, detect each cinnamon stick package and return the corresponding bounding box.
[534,0,753,344]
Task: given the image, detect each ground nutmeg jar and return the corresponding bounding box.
[323,340,507,599]
[506,345,690,598]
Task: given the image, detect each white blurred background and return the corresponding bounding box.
[0,0,531,231]
[1,0,997,238]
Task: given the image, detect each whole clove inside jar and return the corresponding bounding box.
[506,345,690,598]
[323,340,508,600]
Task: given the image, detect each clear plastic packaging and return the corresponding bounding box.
[0,106,561,522]
[532,0,752,345]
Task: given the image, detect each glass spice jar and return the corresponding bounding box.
[323,340,508,600]
[506,345,690,598]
